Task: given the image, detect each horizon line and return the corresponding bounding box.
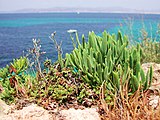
[0,11,160,15]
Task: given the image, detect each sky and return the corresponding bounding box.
[0,0,160,12]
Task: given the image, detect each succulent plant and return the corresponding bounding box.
[65,31,153,94]
[0,57,29,103]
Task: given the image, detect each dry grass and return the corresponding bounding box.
[99,82,160,120]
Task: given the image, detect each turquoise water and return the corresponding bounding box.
[0,18,122,27]
[0,13,160,67]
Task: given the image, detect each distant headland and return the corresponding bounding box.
[0,7,160,14]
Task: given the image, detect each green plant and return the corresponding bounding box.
[120,19,160,64]
[49,32,64,68]
[65,31,153,95]
[28,60,94,107]
[0,57,29,103]
[20,46,102,107]
[140,25,160,63]
[11,57,28,74]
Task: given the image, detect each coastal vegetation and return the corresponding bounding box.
[0,29,160,119]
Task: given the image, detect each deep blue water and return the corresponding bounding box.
[0,13,160,68]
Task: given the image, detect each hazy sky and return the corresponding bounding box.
[0,0,159,12]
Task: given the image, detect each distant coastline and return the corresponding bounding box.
[0,7,160,15]
[0,11,160,15]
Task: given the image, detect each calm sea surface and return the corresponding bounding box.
[0,13,160,67]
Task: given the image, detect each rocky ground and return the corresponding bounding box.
[142,63,160,109]
[0,102,100,120]
[0,63,160,120]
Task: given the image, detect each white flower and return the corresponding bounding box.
[67,29,77,34]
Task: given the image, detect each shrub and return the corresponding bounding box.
[0,57,29,103]
[65,31,153,95]
[28,61,95,107]
[140,27,160,63]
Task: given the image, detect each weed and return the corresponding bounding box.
[99,82,160,120]
[140,24,160,63]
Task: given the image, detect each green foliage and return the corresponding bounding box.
[0,79,15,104]
[29,62,93,106]
[49,32,64,68]
[11,57,28,74]
[141,40,160,63]
[0,30,157,108]
[65,31,153,94]
[140,26,160,63]
[138,24,160,63]
[0,66,9,79]
[0,57,29,103]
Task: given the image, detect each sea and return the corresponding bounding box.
[0,13,160,68]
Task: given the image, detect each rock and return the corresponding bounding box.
[142,63,160,109]
[0,99,11,115]
[0,101,100,120]
[149,95,159,109]
[0,103,53,120]
[57,107,100,120]
[142,63,160,90]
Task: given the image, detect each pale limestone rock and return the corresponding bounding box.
[0,99,10,115]
[58,107,100,120]
[142,63,160,109]
[0,103,53,120]
[142,63,160,90]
